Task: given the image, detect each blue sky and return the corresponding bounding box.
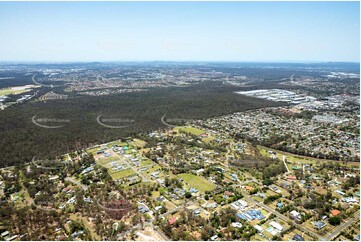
[0,2,359,62]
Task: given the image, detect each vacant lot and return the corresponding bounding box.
[176,126,216,143]
[176,126,205,136]
[96,156,120,167]
[106,140,127,148]
[130,139,147,148]
[177,173,216,192]
[109,168,136,180]
[258,145,360,167]
[0,87,30,96]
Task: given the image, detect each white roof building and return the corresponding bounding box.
[270,221,283,232]
[254,225,263,232]
[231,222,243,228]
[290,210,301,219]
[238,199,248,207]
[342,197,358,203]
[231,203,239,210]
[210,235,218,241]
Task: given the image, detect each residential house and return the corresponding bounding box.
[189,187,199,193]
[210,235,218,241]
[231,222,242,228]
[290,210,301,220]
[156,196,166,202]
[277,202,284,209]
[270,221,283,232]
[315,221,326,230]
[330,209,341,217]
[138,205,149,213]
[169,217,177,225]
[293,234,305,241]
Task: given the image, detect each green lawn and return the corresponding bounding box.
[202,136,216,143]
[176,126,205,136]
[86,147,100,155]
[177,173,216,192]
[96,156,120,166]
[109,168,136,180]
[258,145,359,167]
[0,87,30,96]
[140,159,153,166]
[265,189,278,197]
[176,126,216,142]
[130,139,147,148]
[106,140,127,148]
[146,164,162,173]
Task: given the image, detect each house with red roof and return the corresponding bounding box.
[169,217,177,225]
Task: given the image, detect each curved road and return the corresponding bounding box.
[244,194,360,241]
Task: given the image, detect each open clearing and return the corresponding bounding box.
[177,173,216,192]
[96,156,120,167]
[0,88,29,96]
[258,145,359,167]
[130,139,147,148]
[0,85,37,96]
[175,126,215,143]
[176,126,205,136]
[106,140,127,148]
[108,168,136,180]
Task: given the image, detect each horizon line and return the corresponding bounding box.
[0,60,360,64]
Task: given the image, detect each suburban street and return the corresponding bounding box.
[244,193,360,241]
[65,177,89,191]
[110,149,149,182]
[323,211,360,241]
[243,194,322,240]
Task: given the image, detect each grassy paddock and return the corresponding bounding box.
[176,126,205,136]
[131,139,147,148]
[106,140,127,148]
[96,156,120,166]
[176,126,216,143]
[109,168,136,180]
[258,145,359,167]
[177,173,216,193]
[0,88,30,96]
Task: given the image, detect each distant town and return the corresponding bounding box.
[0,62,359,241]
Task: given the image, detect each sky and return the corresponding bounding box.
[0,1,359,62]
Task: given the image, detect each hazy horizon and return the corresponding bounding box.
[0,1,359,62]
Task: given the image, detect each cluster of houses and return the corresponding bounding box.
[0,231,18,241]
[109,161,128,172]
[201,107,359,161]
[236,209,265,221]
[138,204,150,214]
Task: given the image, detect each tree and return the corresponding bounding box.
[329,216,341,226]
[185,192,192,199]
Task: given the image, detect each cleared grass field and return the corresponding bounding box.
[125,181,154,190]
[177,173,216,192]
[265,189,278,197]
[106,140,127,148]
[258,145,359,167]
[0,87,30,96]
[202,136,216,143]
[96,156,120,166]
[146,164,162,173]
[130,139,147,148]
[140,159,153,166]
[86,147,100,155]
[176,126,216,143]
[109,168,136,180]
[176,126,205,136]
